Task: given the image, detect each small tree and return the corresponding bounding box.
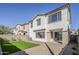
[0,25,12,34]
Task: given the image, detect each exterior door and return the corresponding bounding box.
[54,31,62,43]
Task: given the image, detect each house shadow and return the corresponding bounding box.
[0,37,28,55]
[59,35,79,55]
[10,51,28,55]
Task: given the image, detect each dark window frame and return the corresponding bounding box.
[54,31,62,41]
[48,11,61,23]
[36,31,45,38]
[37,18,41,26]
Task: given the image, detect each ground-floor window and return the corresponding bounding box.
[23,33,26,35]
[36,31,45,38]
[54,31,62,41]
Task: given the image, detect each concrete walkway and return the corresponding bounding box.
[24,43,52,55]
[46,42,64,55]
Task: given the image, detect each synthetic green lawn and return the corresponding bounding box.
[1,41,38,55]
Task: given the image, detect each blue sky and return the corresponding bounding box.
[0,3,79,30]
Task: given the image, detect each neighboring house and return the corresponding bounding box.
[71,29,76,35]
[13,23,29,35]
[29,4,71,45]
[13,4,71,45]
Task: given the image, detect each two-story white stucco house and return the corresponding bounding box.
[28,4,71,45]
[13,4,71,46]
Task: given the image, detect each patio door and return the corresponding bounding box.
[54,31,62,43]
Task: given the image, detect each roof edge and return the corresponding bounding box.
[46,3,70,15]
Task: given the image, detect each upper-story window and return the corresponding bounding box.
[48,11,61,23]
[31,21,33,28]
[37,18,41,26]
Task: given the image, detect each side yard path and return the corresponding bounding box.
[46,42,64,55]
[60,44,79,55]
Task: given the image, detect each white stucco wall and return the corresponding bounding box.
[46,8,71,31]
[29,6,71,44]
[32,15,46,30]
[45,8,71,44]
[29,15,47,42]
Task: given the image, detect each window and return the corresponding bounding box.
[36,31,45,38]
[23,33,26,35]
[54,31,62,41]
[58,12,61,21]
[48,11,61,23]
[37,18,41,26]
